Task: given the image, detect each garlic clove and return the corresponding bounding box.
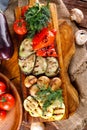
[70,8,84,23]
[75,30,87,45]
[30,122,45,130]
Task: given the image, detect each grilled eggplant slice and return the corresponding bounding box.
[18,54,36,74]
[33,56,47,75]
[19,38,35,59]
[45,57,59,77]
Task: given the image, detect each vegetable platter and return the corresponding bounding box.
[14,0,79,125]
[0,73,22,130]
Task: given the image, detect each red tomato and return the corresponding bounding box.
[21,5,29,17]
[13,19,27,35]
[0,82,6,96]
[0,93,15,111]
[0,110,7,121]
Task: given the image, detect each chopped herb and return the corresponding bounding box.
[35,85,63,112]
[25,2,51,38]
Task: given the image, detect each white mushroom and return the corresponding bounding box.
[75,30,87,45]
[29,84,39,97]
[37,76,50,88]
[50,77,62,91]
[24,75,37,88]
[30,122,45,130]
[70,8,84,23]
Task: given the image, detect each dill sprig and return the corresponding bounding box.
[36,86,63,112]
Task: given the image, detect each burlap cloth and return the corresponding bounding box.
[4,0,87,130]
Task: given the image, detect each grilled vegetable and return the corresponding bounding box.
[33,56,47,75]
[37,76,50,88]
[29,84,39,97]
[18,54,36,74]
[32,27,48,46]
[0,11,14,60]
[33,30,55,51]
[36,43,57,57]
[45,57,59,77]
[24,75,37,88]
[50,77,62,91]
[19,38,35,59]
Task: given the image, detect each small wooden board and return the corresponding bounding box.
[15,0,79,127]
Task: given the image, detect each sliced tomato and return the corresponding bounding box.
[0,110,6,121]
[0,93,15,111]
[13,19,27,35]
[32,27,48,46]
[0,82,6,96]
[33,30,55,51]
[21,5,29,17]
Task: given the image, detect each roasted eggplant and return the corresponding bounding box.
[45,57,59,77]
[19,38,35,59]
[33,56,47,75]
[0,11,14,60]
[18,54,36,74]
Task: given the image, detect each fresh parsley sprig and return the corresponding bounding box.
[25,2,51,38]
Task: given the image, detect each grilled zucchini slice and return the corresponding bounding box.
[45,57,59,77]
[33,56,47,75]
[19,38,35,59]
[18,54,36,74]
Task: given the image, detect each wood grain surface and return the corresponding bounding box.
[0,0,87,130]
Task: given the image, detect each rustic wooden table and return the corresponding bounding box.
[0,0,87,130]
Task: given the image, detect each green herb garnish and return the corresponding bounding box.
[25,2,50,38]
[35,86,63,112]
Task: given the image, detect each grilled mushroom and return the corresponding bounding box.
[50,77,62,91]
[24,75,37,88]
[37,76,50,88]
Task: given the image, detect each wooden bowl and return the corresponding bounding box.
[0,72,22,130]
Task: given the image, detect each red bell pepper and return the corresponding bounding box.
[36,43,58,57]
[32,27,48,46]
[47,43,58,57]
[33,30,55,51]
[36,47,47,57]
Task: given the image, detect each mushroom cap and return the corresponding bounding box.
[70,8,84,23]
[30,122,45,130]
[75,30,87,45]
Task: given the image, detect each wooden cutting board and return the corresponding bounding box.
[14,0,79,127]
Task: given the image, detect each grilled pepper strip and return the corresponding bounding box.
[32,27,48,46]
[36,43,57,57]
[33,30,55,51]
